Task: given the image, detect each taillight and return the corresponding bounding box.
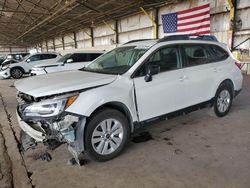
[235,61,242,70]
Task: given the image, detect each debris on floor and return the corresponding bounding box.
[132,131,153,143]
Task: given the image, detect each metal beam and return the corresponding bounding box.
[0,9,50,15]
[13,0,78,43]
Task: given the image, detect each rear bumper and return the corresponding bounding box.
[16,110,45,142]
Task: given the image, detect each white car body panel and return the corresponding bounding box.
[15,70,117,97]
[15,39,243,144]
[65,76,139,122]
[134,69,187,121]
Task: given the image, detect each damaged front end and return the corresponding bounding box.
[16,92,86,164]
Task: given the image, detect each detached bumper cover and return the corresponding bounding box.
[16,110,45,142]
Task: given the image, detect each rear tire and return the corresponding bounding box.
[84,108,130,162]
[213,83,233,117]
[10,67,23,79]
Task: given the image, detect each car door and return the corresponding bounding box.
[133,45,187,122]
[24,54,42,72]
[180,43,219,106]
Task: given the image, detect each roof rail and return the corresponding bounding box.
[158,35,218,43]
[123,39,153,45]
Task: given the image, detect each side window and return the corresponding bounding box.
[28,54,41,62]
[40,54,57,60]
[149,46,180,72]
[71,53,88,62]
[182,44,214,67]
[208,45,229,62]
[88,53,102,61]
[50,54,57,59]
[135,46,180,77]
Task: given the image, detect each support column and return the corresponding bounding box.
[62,36,65,50]
[227,0,237,49]
[45,41,48,52]
[115,20,119,44]
[53,38,56,51]
[73,32,77,49]
[90,27,94,47]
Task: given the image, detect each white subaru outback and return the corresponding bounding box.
[15,35,243,163]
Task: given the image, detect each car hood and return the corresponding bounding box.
[15,70,117,98]
[33,62,64,68]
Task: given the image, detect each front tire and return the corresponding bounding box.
[214,83,233,117]
[85,108,130,161]
[10,67,23,79]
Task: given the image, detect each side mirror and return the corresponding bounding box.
[26,59,31,63]
[144,64,160,82]
[66,59,73,63]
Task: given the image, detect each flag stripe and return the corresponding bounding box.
[178,21,210,30]
[176,28,210,35]
[177,24,210,32]
[178,7,210,18]
[178,11,210,21]
[178,4,210,15]
[177,17,210,26]
[178,14,210,24]
[192,30,211,35]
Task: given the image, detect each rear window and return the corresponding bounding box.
[88,53,103,61]
[208,45,229,62]
[182,44,214,67]
[71,53,103,62]
[72,53,88,62]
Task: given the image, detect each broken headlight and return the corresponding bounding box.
[23,95,78,118]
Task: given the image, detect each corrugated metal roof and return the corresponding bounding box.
[0,0,178,47]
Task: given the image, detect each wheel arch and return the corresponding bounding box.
[10,66,25,73]
[215,78,235,96]
[86,102,134,133]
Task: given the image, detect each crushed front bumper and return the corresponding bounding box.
[16,110,45,142]
[0,68,11,79]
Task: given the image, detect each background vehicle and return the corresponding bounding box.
[0,52,61,79]
[6,53,30,61]
[30,52,104,76]
[15,35,243,163]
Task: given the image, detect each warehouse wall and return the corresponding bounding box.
[0,45,27,55]
[38,0,250,58]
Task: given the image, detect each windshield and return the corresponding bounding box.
[57,53,72,63]
[83,46,147,75]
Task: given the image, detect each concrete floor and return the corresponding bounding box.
[0,75,250,188]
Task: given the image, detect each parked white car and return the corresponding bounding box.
[15,35,242,164]
[0,52,61,79]
[30,52,104,76]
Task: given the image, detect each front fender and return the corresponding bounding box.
[65,77,138,122]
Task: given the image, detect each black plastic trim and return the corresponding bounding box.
[133,99,214,132]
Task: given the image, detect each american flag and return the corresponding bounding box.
[161,3,210,35]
